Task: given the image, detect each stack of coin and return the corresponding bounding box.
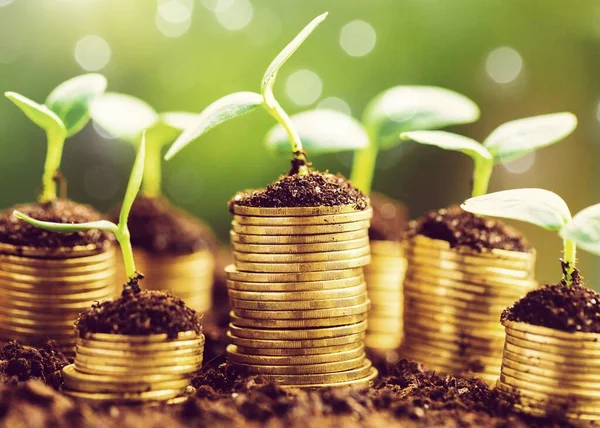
[226,204,377,388]
[64,330,204,404]
[135,250,215,314]
[496,320,600,421]
[0,243,116,353]
[401,235,537,383]
[364,240,406,350]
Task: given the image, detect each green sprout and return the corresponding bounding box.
[14,133,146,284]
[265,86,481,194]
[5,74,107,203]
[90,93,196,198]
[462,188,600,286]
[399,113,577,197]
[164,13,329,175]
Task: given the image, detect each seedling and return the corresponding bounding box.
[266,86,481,193]
[462,188,600,285]
[14,133,147,285]
[164,13,329,175]
[5,74,107,202]
[400,113,577,197]
[90,93,196,198]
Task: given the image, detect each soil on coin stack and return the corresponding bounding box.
[0,199,113,250]
[229,171,368,210]
[368,192,408,242]
[408,205,531,252]
[76,283,202,338]
[502,270,600,333]
[109,195,216,255]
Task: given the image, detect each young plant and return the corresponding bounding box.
[400,113,577,197]
[90,93,196,198]
[5,74,107,202]
[164,13,329,175]
[265,86,481,193]
[461,188,600,285]
[14,133,147,285]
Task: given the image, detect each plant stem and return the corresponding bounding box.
[116,225,137,281]
[141,135,161,198]
[350,140,377,195]
[562,238,577,285]
[471,157,494,198]
[39,128,65,203]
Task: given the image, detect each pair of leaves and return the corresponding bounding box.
[164,13,328,161]
[461,189,600,256]
[5,74,107,138]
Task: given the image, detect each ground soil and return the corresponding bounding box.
[0,199,113,250]
[229,171,368,211]
[408,205,531,252]
[76,282,202,338]
[502,271,600,333]
[110,195,216,256]
[368,192,408,242]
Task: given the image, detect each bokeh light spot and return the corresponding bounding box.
[200,0,234,12]
[84,165,119,201]
[155,11,192,38]
[74,35,111,71]
[486,46,523,84]
[0,0,14,7]
[285,69,323,107]
[502,151,535,174]
[340,20,377,57]
[157,0,193,23]
[317,97,352,116]
[215,0,253,31]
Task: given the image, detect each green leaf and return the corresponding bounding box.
[90,93,158,142]
[560,203,600,256]
[484,112,577,163]
[120,131,146,226]
[260,12,328,97]
[5,92,66,136]
[164,91,263,160]
[362,86,480,149]
[265,109,369,154]
[160,112,197,130]
[45,74,107,137]
[400,130,491,162]
[13,211,117,234]
[461,188,572,231]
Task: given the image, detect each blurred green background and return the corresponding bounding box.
[0,0,598,286]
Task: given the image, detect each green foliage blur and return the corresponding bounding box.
[0,0,599,286]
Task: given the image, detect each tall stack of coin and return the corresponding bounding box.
[401,235,537,383]
[63,330,204,404]
[226,204,377,388]
[364,240,406,350]
[496,320,600,421]
[0,243,116,353]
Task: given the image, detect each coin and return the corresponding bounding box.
[232,237,370,255]
[74,361,200,376]
[227,283,367,302]
[225,265,362,283]
[367,317,402,333]
[231,205,369,217]
[227,277,363,292]
[76,345,203,359]
[228,320,368,340]
[233,246,370,263]
[282,367,378,389]
[232,301,370,320]
[75,338,204,352]
[234,256,371,273]
[66,378,191,394]
[254,361,373,385]
[227,344,365,365]
[364,334,402,349]
[237,355,366,375]
[501,358,600,383]
[0,241,112,258]
[234,342,362,356]
[64,389,181,402]
[83,331,200,343]
[229,294,368,311]
[230,229,369,245]
[74,353,204,368]
[63,364,187,383]
[233,209,373,226]
[369,241,404,256]
[229,312,367,329]
[227,331,365,349]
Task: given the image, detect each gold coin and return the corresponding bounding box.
[363,276,405,292]
[0,286,115,303]
[234,256,371,273]
[403,295,505,319]
[403,330,504,354]
[75,338,204,352]
[504,320,600,343]
[402,341,502,367]
[404,319,504,343]
[82,330,200,342]
[228,321,367,340]
[64,389,181,402]
[227,331,365,349]
[254,361,373,385]
[409,235,535,261]
[63,364,187,383]
[237,355,366,375]
[230,229,369,245]
[227,276,363,292]
[407,257,533,282]
[227,344,365,365]
[502,358,600,383]
[233,246,370,263]
[225,265,363,283]
[408,246,533,272]
[76,344,203,359]
[499,373,600,398]
[0,248,116,267]
[366,258,407,272]
[502,348,600,370]
[232,301,369,320]
[0,241,112,258]
[0,278,116,294]
[0,323,75,337]
[229,312,367,329]
[233,209,373,226]
[232,237,370,255]
[234,342,362,356]
[503,342,600,365]
[232,220,370,236]
[74,361,200,376]
[229,294,367,311]
[403,280,520,308]
[0,260,116,277]
[504,336,600,357]
[370,241,404,256]
[0,308,81,323]
[367,290,403,304]
[65,378,190,394]
[283,367,378,389]
[227,283,366,302]
[506,327,600,350]
[74,353,204,368]
[0,315,75,328]
[231,205,368,217]
[367,318,402,333]
[364,333,402,350]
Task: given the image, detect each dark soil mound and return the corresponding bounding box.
[408,205,530,252]
[368,192,407,242]
[0,200,113,250]
[110,195,215,255]
[76,283,202,338]
[230,171,368,211]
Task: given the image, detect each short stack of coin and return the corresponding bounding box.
[401,235,537,383]
[226,204,377,388]
[364,240,406,350]
[0,243,116,353]
[135,250,215,314]
[64,330,204,404]
[496,320,600,421]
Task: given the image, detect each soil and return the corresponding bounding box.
[229,171,368,211]
[408,205,531,252]
[368,192,408,242]
[0,199,113,250]
[502,271,600,333]
[109,195,216,256]
[76,282,202,338]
